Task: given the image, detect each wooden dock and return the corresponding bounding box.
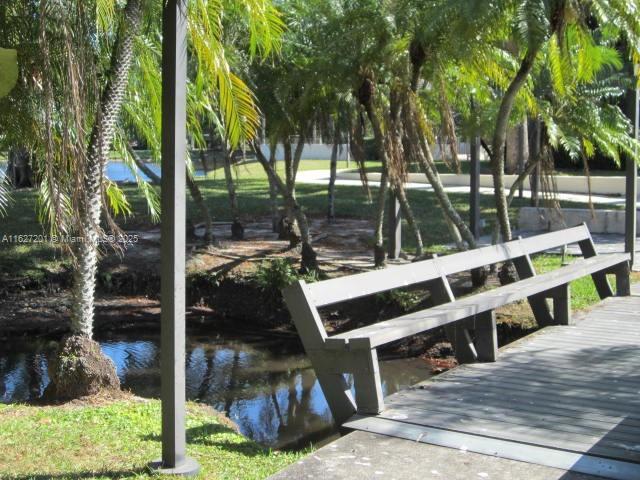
[344,295,640,480]
[272,289,640,480]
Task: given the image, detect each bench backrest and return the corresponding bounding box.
[300,224,594,308]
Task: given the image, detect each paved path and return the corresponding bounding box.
[270,286,640,480]
[297,170,630,207]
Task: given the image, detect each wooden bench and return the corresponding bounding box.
[282,224,631,424]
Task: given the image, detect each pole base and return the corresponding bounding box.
[149,457,200,477]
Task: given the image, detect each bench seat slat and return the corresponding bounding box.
[325,253,629,350]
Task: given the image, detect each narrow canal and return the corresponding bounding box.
[0,333,433,449]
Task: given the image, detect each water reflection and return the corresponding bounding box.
[0,334,432,449]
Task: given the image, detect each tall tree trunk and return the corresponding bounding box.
[403,94,477,249]
[489,48,540,242]
[186,173,215,244]
[252,141,319,272]
[392,181,423,256]
[222,142,243,239]
[327,123,340,223]
[530,119,542,207]
[268,142,279,232]
[406,59,476,251]
[71,0,142,338]
[48,0,142,401]
[373,166,389,267]
[361,88,423,257]
[6,147,33,188]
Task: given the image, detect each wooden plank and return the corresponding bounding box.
[372,407,640,463]
[303,258,442,307]
[297,227,624,309]
[393,382,640,418]
[378,405,640,450]
[388,388,640,427]
[344,415,640,480]
[518,224,591,254]
[435,240,526,275]
[443,367,640,395]
[414,375,640,405]
[382,397,640,435]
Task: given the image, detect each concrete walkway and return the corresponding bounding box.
[269,430,599,480]
[296,170,628,207]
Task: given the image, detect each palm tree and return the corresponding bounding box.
[12,0,284,399]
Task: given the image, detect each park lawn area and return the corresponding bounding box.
[0,398,303,480]
[0,159,616,279]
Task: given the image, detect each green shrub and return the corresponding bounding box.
[254,258,319,293]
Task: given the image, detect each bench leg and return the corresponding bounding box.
[591,271,614,299]
[551,284,572,326]
[315,371,357,424]
[473,311,498,362]
[445,324,477,364]
[615,262,631,297]
[352,348,384,414]
[527,295,555,327]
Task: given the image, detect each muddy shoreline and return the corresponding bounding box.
[0,219,538,361]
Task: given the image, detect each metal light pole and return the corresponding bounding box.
[150,0,199,475]
[626,64,639,270]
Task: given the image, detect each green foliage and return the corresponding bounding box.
[377,289,422,313]
[254,257,318,293]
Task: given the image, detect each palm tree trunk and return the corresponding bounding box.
[490,48,540,242]
[402,95,477,250]
[252,141,319,272]
[71,0,142,337]
[362,98,423,257]
[222,142,243,239]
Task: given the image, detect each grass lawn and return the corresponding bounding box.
[0,398,303,480]
[0,159,620,279]
[531,254,640,310]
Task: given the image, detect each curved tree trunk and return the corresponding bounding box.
[489,48,540,242]
[373,166,389,267]
[402,95,477,250]
[71,0,142,338]
[129,145,161,184]
[48,0,142,401]
[362,96,423,257]
[252,141,319,272]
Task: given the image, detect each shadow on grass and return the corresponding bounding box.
[8,467,148,480]
[142,423,273,458]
